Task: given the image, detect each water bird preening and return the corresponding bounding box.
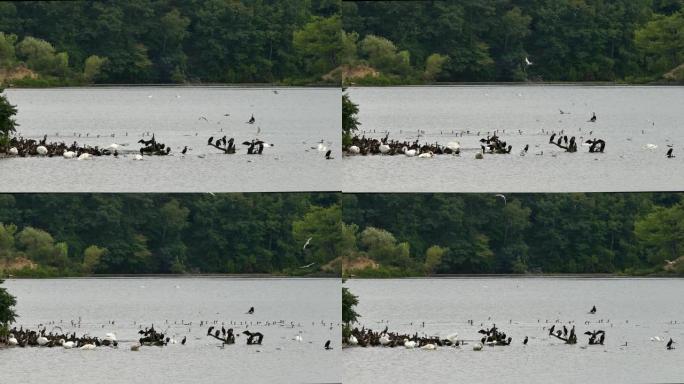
[247,307,255,315]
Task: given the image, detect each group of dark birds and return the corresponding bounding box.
[344,133,460,156]
[3,135,119,157]
[207,136,270,155]
[136,325,184,347]
[138,135,171,156]
[1,326,117,348]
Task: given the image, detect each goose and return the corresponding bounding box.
[403,147,416,157]
[379,144,390,154]
[36,146,48,155]
[80,342,96,350]
[379,334,391,346]
[8,334,18,346]
[418,151,434,158]
[37,336,49,346]
[473,342,483,351]
[421,343,436,350]
[77,153,92,160]
[63,150,76,159]
[8,147,18,155]
[403,339,417,349]
[348,146,360,155]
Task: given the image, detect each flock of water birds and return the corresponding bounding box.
[343,306,678,352]
[343,111,676,159]
[0,306,337,352]
[1,108,335,161]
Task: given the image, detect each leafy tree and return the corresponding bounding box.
[635,204,684,265]
[0,87,18,151]
[423,53,449,82]
[342,92,359,147]
[293,15,342,79]
[423,245,446,275]
[0,279,17,333]
[292,205,342,268]
[83,55,107,82]
[0,32,17,68]
[342,285,359,324]
[635,11,684,76]
[82,245,107,274]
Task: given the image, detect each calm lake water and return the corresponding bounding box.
[344,278,684,384]
[1,278,340,384]
[1,87,340,192]
[345,86,684,192]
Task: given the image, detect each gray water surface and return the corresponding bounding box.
[1,87,340,192]
[344,86,684,192]
[344,278,684,384]
[1,278,340,384]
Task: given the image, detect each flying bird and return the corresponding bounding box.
[524,57,533,66]
[495,194,507,205]
[303,237,313,250]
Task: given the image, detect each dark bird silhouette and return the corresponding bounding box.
[246,307,255,315]
[523,336,528,345]
[590,305,597,314]
[208,137,214,145]
[667,338,674,350]
[667,148,674,158]
[589,112,597,122]
[181,336,186,345]
[181,146,188,155]
[325,150,333,160]
[324,340,332,350]
[247,114,255,124]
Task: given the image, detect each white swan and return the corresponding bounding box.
[8,334,18,346]
[37,336,49,346]
[379,144,390,154]
[133,154,143,160]
[317,143,328,152]
[446,332,458,344]
[60,339,74,349]
[348,335,358,346]
[80,343,96,350]
[403,147,416,157]
[446,141,460,151]
[421,343,436,350]
[77,153,92,160]
[473,342,483,351]
[36,146,48,155]
[104,333,117,342]
[63,150,76,159]
[379,334,391,346]
[108,144,121,151]
[348,146,360,155]
[644,143,658,150]
[8,147,18,156]
[403,339,416,349]
[418,151,434,158]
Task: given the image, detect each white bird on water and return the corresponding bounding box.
[525,57,533,66]
[36,146,48,155]
[8,147,18,156]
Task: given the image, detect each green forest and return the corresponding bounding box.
[0,0,340,86]
[341,193,684,277]
[342,0,684,84]
[0,193,341,277]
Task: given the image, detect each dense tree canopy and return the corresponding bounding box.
[0,0,340,85]
[342,193,684,276]
[342,0,684,83]
[0,193,340,276]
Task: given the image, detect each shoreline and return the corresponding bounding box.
[344,273,683,279]
[2,273,339,279]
